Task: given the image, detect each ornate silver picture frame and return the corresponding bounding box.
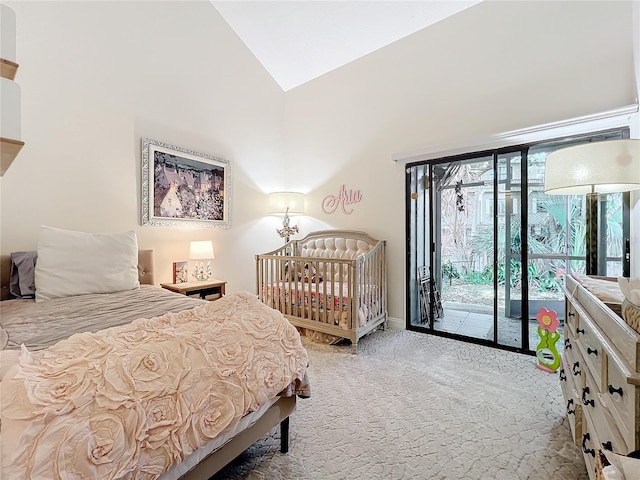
[141,138,231,228]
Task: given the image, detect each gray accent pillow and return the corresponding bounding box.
[9,250,37,298]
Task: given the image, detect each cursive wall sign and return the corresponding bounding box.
[322,184,362,215]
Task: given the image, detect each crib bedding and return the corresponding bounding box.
[262,280,380,328]
[0,285,207,351]
[0,291,310,480]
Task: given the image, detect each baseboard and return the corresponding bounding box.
[387,316,404,330]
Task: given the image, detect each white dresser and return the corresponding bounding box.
[560,275,639,479]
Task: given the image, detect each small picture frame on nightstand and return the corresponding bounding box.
[172,261,188,283]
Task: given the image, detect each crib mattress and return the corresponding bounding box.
[263,281,351,310]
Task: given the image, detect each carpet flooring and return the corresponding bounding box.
[211,330,588,480]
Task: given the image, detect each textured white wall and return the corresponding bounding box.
[0,1,287,291]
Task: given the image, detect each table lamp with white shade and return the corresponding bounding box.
[190,240,215,281]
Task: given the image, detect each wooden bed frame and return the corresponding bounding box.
[177,396,295,479]
[256,230,387,353]
[0,250,296,479]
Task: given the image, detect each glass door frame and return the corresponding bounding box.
[405,127,631,354]
[408,147,531,352]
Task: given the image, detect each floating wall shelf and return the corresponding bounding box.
[0,56,22,176]
[0,137,24,176]
[0,58,18,80]
[1,4,22,177]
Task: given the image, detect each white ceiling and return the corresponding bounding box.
[211,1,482,91]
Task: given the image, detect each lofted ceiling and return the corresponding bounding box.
[211,1,482,91]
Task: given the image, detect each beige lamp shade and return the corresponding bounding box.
[189,240,215,260]
[268,192,305,215]
[544,139,640,195]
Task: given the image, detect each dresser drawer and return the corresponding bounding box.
[584,377,628,455]
[580,370,628,480]
[566,301,579,331]
[580,409,599,480]
[562,343,586,388]
[560,354,582,447]
[575,313,605,388]
[604,357,639,451]
[563,320,577,356]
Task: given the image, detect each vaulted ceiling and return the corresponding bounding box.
[211,1,482,91]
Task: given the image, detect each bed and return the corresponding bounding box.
[0,227,310,480]
[256,230,387,353]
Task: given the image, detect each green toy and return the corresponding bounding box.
[535,307,561,373]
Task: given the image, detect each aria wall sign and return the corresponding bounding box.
[322,184,362,215]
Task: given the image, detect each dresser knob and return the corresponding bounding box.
[587,347,598,356]
[564,338,572,349]
[572,362,581,376]
[608,385,624,397]
[568,312,575,317]
[559,369,567,382]
[602,441,613,451]
[576,327,584,334]
[566,399,575,415]
[582,386,594,407]
[582,433,595,457]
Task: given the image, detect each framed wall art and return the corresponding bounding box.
[141,138,232,228]
[172,261,188,284]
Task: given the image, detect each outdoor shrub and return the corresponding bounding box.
[443,262,460,285]
[463,267,493,285]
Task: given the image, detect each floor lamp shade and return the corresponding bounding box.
[543,139,640,277]
[544,139,640,195]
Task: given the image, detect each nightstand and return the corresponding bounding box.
[160,279,226,301]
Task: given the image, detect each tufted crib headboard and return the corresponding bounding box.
[295,230,378,260]
[294,230,381,281]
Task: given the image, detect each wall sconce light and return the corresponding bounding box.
[544,138,640,275]
[189,240,215,281]
[268,192,305,243]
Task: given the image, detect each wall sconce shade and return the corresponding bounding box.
[189,240,215,260]
[268,192,305,215]
[544,139,640,195]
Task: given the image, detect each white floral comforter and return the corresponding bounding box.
[0,291,310,480]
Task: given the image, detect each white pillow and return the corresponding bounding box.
[35,226,140,301]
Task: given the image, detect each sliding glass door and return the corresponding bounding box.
[431,156,497,341]
[406,128,630,353]
[407,151,527,349]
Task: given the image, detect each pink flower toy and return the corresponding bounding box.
[535,307,561,373]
